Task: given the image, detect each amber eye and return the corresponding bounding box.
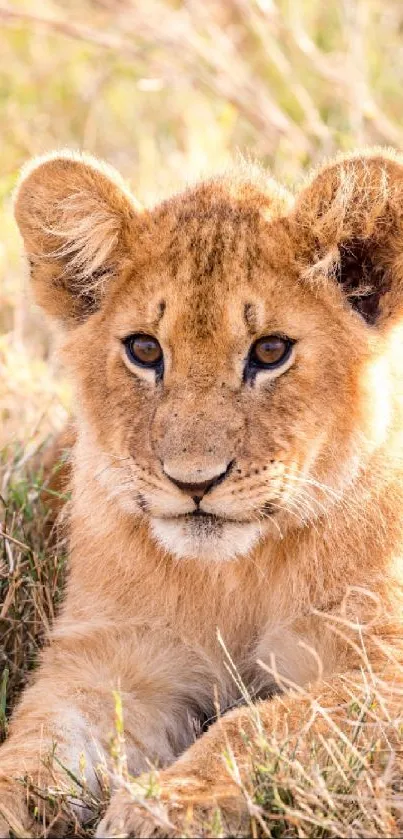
[124,334,163,370]
[247,335,293,373]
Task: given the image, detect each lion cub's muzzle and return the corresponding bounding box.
[151,455,262,560]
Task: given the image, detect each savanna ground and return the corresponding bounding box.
[1,1,403,835]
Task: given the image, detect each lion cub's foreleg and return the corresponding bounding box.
[0,637,195,837]
[0,683,106,835]
[98,664,403,838]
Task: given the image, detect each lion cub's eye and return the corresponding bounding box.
[124,334,163,370]
[246,335,294,375]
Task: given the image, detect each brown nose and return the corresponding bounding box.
[164,462,233,502]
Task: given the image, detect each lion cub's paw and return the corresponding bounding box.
[96,787,176,838]
[96,774,250,838]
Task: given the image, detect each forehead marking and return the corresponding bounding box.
[244,302,258,334]
[150,299,166,330]
[165,206,263,338]
[157,300,166,321]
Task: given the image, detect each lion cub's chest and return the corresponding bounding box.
[137,557,305,700]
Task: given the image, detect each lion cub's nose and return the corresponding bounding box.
[163,462,232,501]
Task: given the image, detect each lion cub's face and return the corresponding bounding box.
[15,152,403,560]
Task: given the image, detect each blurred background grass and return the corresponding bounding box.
[1,0,403,449]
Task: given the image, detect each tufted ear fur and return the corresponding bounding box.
[14,151,142,325]
[292,150,403,325]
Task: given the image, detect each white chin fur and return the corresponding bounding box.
[150,517,262,561]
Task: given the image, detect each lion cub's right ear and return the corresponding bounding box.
[14,151,142,326]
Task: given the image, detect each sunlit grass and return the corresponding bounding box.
[0,449,67,728]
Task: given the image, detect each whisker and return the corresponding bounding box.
[280,468,342,501]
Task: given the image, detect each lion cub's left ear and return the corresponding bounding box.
[14,151,142,326]
[292,150,403,326]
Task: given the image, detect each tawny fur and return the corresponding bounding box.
[1,148,403,836]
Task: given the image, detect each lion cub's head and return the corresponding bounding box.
[14,150,403,561]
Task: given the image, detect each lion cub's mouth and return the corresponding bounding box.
[169,510,229,525]
[188,510,217,520]
[174,510,224,532]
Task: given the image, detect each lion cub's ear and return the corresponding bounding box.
[293,150,403,325]
[14,151,141,325]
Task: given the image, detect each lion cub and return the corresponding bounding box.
[0,149,403,837]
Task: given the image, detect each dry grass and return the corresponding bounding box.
[0,446,67,725]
